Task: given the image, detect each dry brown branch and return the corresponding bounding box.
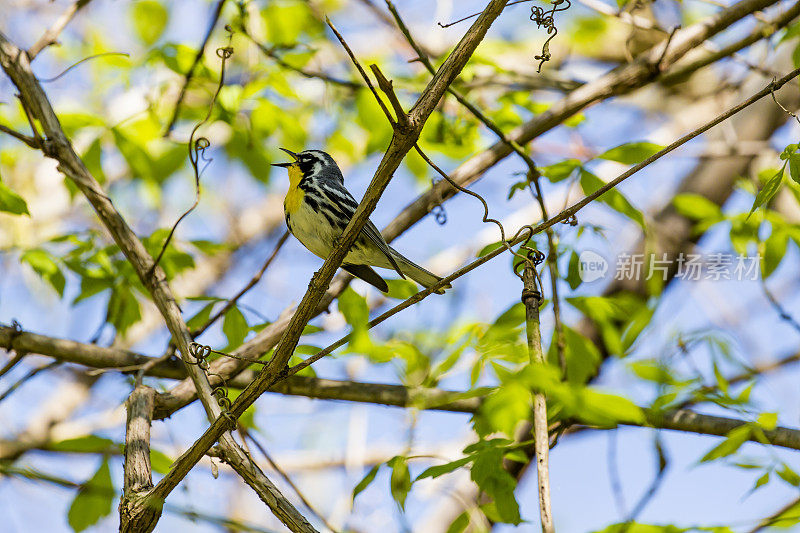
[3,326,800,458]
[382,0,782,244]
[661,1,800,85]
[120,386,161,533]
[522,265,554,533]
[27,0,92,59]
[0,30,315,533]
[143,0,778,421]
[163,0,228,136]
[145,0,511,502]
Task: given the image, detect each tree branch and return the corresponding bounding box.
[146,0,780,421]
[0,31,315,533]
[163,0,227,136]
[382,0,783,244]
[120,386,161,533]
[27,0,92,59]
[522,265,554,533]
[146,0,511,502]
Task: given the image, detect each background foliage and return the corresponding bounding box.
[1,0,800,531]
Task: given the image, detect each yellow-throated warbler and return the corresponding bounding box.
[272,148,448,294]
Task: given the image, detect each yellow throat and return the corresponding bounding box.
[284,163,305,214]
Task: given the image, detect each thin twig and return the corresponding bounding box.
[235,5,360,90]
[522,264,554,533]
[0,124,41,148]
[150,45,233,276]
[36,52,130,83]
[28,0,92,59]
[193,231,290,338]
[437,0,531,28]
[325,20,394,123]
[0,361,59,403]
[0,353,25,380]
[761,280,800,335]
[618,436,668,533]
[242,427,339,533]
[163,0,228,136]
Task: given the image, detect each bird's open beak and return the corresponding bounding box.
[271,148,298,167]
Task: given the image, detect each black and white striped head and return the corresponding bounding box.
[272,148,344,182]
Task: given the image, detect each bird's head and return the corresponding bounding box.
[272,148,343,182]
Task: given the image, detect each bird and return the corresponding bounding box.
[272,148,449,294]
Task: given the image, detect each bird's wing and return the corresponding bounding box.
[342,264,389,292]
[360,220,406,279]
[317,180,406,279]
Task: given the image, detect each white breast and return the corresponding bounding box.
[288,201,338,259]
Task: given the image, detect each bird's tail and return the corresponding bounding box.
[390,249,450,295]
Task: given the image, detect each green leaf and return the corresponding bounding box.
[112,129,156,183]
[385,279,419,299]
[580,169,645,227]
[548,325,602,384]
[541,159,581,182]
[480,382,531,437]
[762,229,788,277]
[673,193,723,221]
[222,306,248,349]
[48,435,115,453]
[186,302,215,331]
[597,141,663,165]
[107,285,141,335]
[789,154,800,184]
[352,464,381,503]
[566,251,582,290]
[700,424,752,462]
[388,456,412,510]
[0,179,29,216]
[446,512,470,533]
[477,241,504,257]
[752,471,770,492]
[82,138,107,185]
[131,0,169,45]
[21,248,66,297]
[756,412,778,431]
[749,168,784,216]
[777,464,800,486]
[67,458,113,532]
[338,287,369,329]
[150,449,174,475]
[470,448,521,524]
[417,456,473,481]
[582,390,645,426]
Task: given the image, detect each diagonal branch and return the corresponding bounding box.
[147,0,511,503]
[147,0,782,420]
[382,0,783,243]
[0,31,315,533]
[28,0,93,59]
[120,386,160,533]
[163,0,228,136]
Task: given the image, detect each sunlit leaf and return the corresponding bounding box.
[67,458,113,532]
[0,178,29,216]
[596,141,663,165]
